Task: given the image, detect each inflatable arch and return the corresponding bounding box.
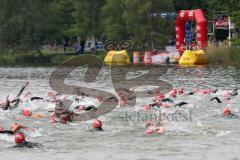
[176,9,208,51]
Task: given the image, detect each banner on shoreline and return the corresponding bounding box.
[214,18,234,30]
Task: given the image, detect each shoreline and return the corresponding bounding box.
[0,47,239,67]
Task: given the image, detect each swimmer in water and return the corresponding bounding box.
[13,132,43,148]
[209,88,238,103]
[22,109,48,119]
[167,89,177,98]
[119,96,127,107]
[145,122,165,135]
[186,88,199,95]
[223,108,239,118]
[92,119,103,131]
[0,123,35,135]
[0,95,17,110]
[226,88,238,97]
[145,124,165,135]
[211,88,218,94]
[145,111,165,135]
[51,101,75,124]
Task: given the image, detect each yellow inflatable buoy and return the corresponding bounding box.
[179,50,208,65]
[104,50,130,64]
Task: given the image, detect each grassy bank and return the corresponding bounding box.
[0,48,135,67]
[0,51,108,67]
[1,47,239,67]
[206,47,240,67]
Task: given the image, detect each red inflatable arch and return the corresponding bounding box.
[176,9,208,52]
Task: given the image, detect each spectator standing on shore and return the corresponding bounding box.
[90,36,96,53]
[63,36,69,53]
[75,37,81,54]
[80,39,86,54]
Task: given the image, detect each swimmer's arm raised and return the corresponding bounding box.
[12,123,35,133]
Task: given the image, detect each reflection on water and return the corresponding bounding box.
[0,65,240,160]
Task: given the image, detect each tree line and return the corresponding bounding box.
[0,0,240,53]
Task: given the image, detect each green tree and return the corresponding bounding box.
[101,0,127,40]
[49,0,75,37]
[0,0,57,53]
[122,0,175,50]
[72,0,106,39]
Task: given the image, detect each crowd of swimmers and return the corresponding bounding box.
[0,83,239,148]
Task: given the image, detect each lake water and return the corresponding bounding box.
[0,65,240,160]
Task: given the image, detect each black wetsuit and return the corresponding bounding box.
[85,105,97,111]
[0,130,14,135]
[96,127,103,131]
[161,98,174,103]
[187,92,195,95]
[149,103,160,108]
[210,97,222,103]
[174,102,188,107]
[231,91,238,97]
[212,89,218,94]
[225,113,239,119]
[30,97,44,101]
[13,142,43,148]
[75,105,97,111]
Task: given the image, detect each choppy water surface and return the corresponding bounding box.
[1,65,240,160]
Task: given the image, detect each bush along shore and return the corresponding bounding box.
[205,46,240,67]
[0,51,108,67]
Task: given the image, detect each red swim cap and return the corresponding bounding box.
[178,88,184,94]
[92,119,102,129]
[15,132,26,144]
[223,108,232,116]
[157,93,165,99]
[170,92,176,98]
[171,89,177,94]
[202,90,210,94]
[145,129,154,135]
[170,89,177,97]
[143,105,151,111]
[0,126,4,131]
[22,109,32,117]
[50,116,57,123]
[162,102,170,108]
